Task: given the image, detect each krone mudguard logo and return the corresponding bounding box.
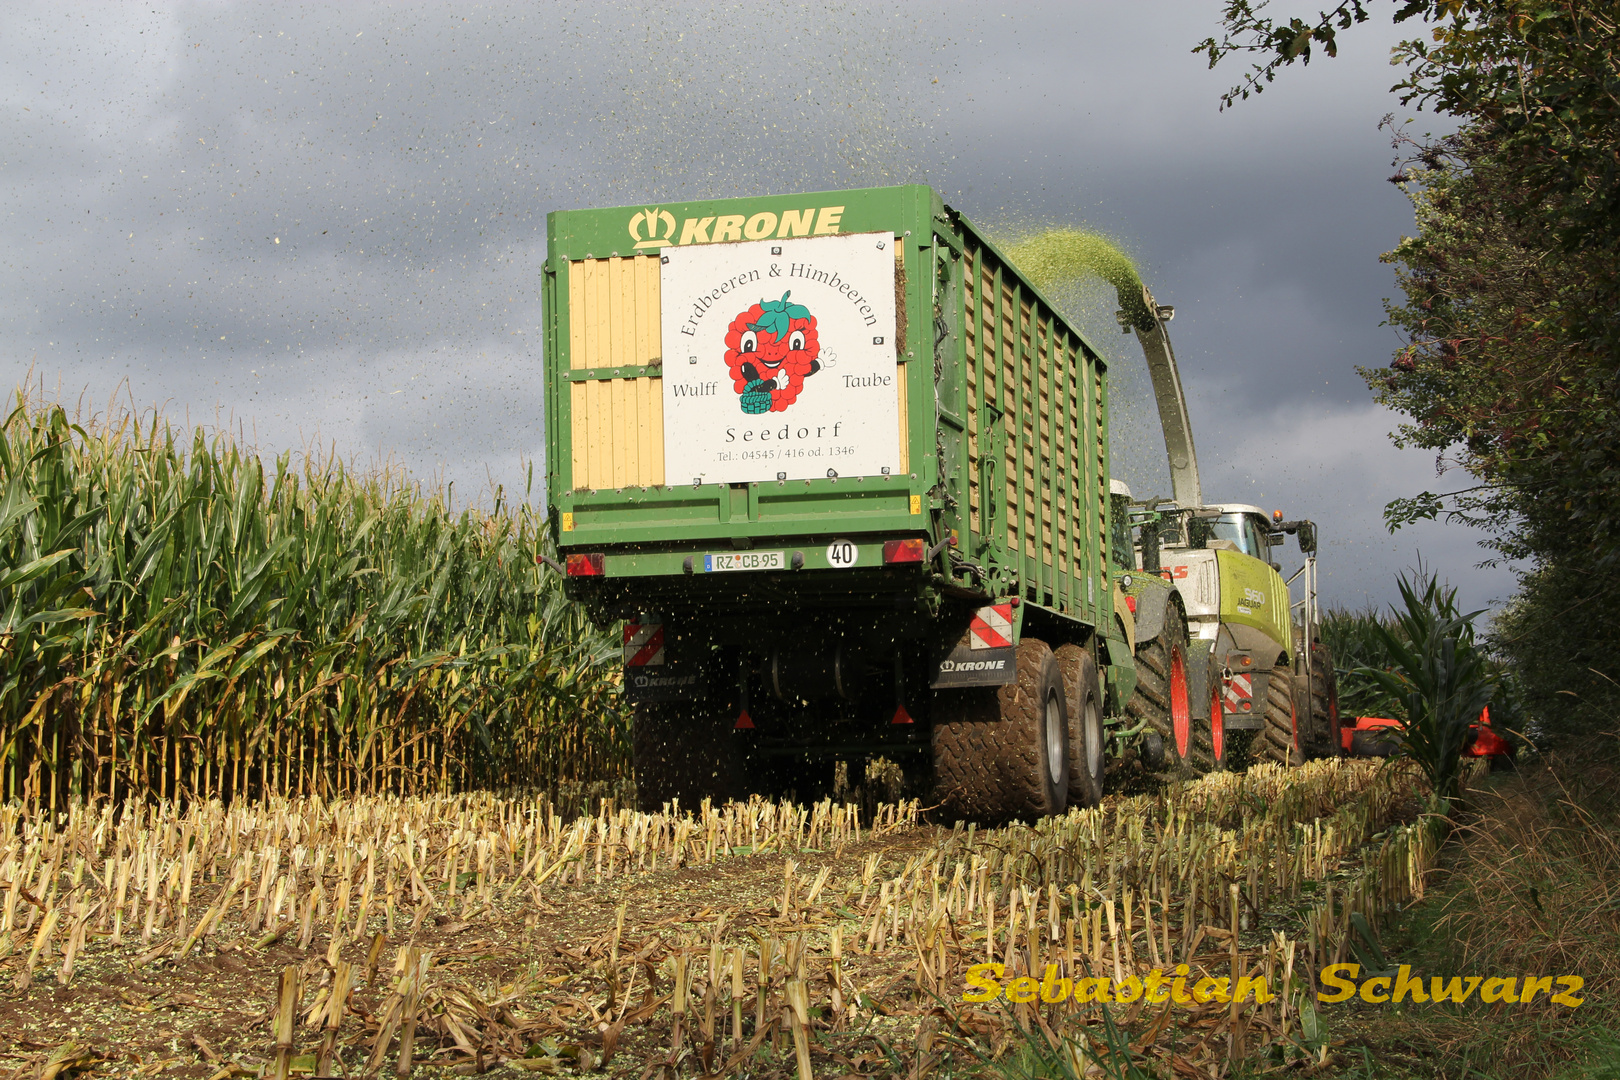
[629,208,677,250]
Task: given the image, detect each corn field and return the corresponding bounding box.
[0,758,1485,1078]
[0,395,630,809]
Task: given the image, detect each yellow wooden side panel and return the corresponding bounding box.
[609,257,628,490]
[634,256,654,480]
[896,362,909,474]
[566,255,665,490]
[573,262,592,485]
[645,375,664,485]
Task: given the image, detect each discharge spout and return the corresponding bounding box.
[1120,284,1202,509]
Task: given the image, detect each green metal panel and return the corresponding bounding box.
[546,185,940,548]
[544,184,1117,638]
[548,187,935,263]
[943,213,1115,633]
[1215,550,1293,655]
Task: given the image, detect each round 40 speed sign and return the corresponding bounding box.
[826,539,859,568]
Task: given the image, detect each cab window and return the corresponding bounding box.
[1209,515,1247,554]
[1243,516,1271,558]
[1109,494,1135,570]
[1208,514,1270,558]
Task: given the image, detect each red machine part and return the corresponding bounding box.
[1341,706,1510,758]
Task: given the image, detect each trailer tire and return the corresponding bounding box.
[1054,644,1104,807]
[1127,605,1212,776]
[933,638,1069,822]
[632,700,743,813]
[1254,664,1302,767]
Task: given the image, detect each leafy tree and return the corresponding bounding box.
[1200,1,1620,738]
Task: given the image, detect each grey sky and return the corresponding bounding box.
[0,1,1514,613]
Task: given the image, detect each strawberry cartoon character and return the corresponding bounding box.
[724,291,821,414]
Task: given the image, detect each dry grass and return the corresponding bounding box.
[0,757,1472,1079]
[1307,740,1620,1080]
[1425,742,1620,1073]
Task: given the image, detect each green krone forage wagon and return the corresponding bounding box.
[546,184,1166,818]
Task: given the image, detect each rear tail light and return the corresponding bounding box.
[883,538,926,564]
[565,553,605,577]
[1124,595,1137,614]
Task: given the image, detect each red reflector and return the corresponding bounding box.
[565,553,605,577]
[891,703,914,725]
[1124,595,1137,614]
[883,538,926,564]
[734,709,755,730]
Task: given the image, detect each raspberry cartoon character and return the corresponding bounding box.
[723,291,821,414]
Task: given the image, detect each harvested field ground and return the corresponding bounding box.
[0,760,1480,1080]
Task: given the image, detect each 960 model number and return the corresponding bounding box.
[704,551,785,573]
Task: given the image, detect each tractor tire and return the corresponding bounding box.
[632,699,744,813]
[933,638,1069,822]
[1207,661,1229,771]
[1301,643,1342,758]
[1054,644,1104,807]
[1126,606,1212,776]
[1253,664,1302,767]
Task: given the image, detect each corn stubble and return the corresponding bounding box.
[0,759,1487,1077]
[0,395,628,808]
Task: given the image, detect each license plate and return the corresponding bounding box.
[704,551,785,573]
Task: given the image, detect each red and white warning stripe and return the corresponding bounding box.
[969,604,1013,650]
[622,619,665,667]
[1224,672,1253,712]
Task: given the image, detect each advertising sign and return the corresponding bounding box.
[660,232,899,484]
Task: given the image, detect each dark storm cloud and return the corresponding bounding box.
[0,1,1513,613]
